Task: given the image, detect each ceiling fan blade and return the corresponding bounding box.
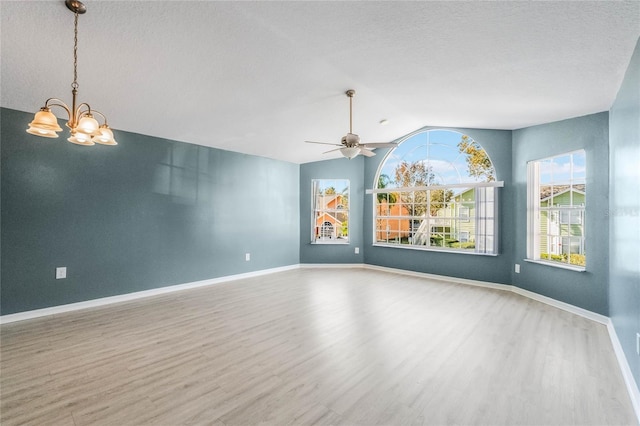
[360,142,397,148]
[322,148,342,154]
[305,140,342,146]
[359,148,376,157]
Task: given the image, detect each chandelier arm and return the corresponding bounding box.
[64,102,96,131]
[43,99,72,120]
[90,110,109,126]
[74,102,93,119]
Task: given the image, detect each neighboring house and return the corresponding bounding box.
[409,188,476,247]
[375,188,476,246]
[453,189,475,243]
[375,196,411,241]
[443,188,476,244]
[314,194,348,240]
[539,186,585,256]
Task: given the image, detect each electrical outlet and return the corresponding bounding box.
[56,267,67,279]
[245,253,250,261]
[355,247,360,254]
[515,264,520,274]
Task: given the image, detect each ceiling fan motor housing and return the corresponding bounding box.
[342,132,360,146]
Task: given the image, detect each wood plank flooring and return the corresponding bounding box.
[1,268,637,425]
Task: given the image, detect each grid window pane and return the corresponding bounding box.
[312,179,350,244]
[373,187,498,254]
[374,130,500,255]
[528,150,586,268]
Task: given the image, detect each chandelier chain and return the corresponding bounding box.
[72,11,79,90]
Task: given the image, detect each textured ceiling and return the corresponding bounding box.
[2,1,639,164]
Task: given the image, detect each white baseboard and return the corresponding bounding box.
[509,286,609,325]
[0,264,299,324]
[607,319,640,421]
[300,263,365,269]
[364,264,512,292]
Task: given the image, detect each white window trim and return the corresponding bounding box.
[524,258,586,272]
[366,181,505,194]
[311,179,350,245]
[372,242,499,256]
[370,129,502,256]
[526,150,586,271]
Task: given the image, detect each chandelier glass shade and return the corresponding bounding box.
[26,0,117,146]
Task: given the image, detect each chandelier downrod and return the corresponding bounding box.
[26,0,117,146]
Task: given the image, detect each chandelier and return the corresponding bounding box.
[26,0,117,146]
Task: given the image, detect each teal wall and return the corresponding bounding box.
[512,112,610,315]
[299,156,364,264]
[1,108,300,315]
[609,37,640,385]
[363,127,514,285]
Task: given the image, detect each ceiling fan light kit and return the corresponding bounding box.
[339,147,361,159]
[26,0,117,146]
[305,89,396,159]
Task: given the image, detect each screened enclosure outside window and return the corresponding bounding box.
[373,130,502,255]
[527,150,586,269]
[312,179,349,244]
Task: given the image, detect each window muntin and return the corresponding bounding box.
[527,150,586,269]
[312,179,349,244]
[373,130,501,254]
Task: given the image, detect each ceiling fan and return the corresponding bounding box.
[306,90,397,159]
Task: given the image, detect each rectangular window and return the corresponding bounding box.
[373,183,501,255]
[559,209,582,225]
[459,206,470,222]
[312,179,349,244]
[527,150,586,270]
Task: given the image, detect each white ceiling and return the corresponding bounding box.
[2,1,639,164]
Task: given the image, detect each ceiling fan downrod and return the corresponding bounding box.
[346,89,355,134]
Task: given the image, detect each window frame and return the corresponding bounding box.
[526,150,586,271]
[371,129,502,256]
[311,179,350,244]
[370,181,502,255]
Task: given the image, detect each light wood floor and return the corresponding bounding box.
[1,268,636,426]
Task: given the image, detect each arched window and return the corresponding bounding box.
[373,129,502,254]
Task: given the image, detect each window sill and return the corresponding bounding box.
[372,243,498,256]
[311,240,349,245]
[524,258,586,272]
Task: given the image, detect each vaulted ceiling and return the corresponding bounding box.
[2,1,639,163]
